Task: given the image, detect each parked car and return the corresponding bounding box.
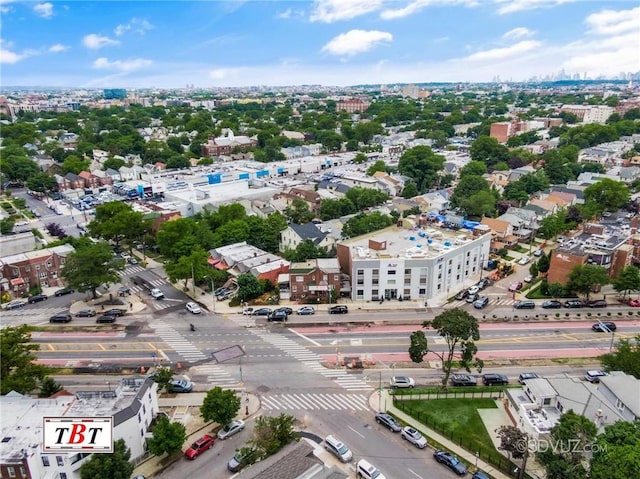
[227,447,258,472]
[5,300,26,310]
[328,305,348,314]
[128,257,138,265]
[591,322,616,332]
[508,282,523,292]
[184,434,214,459]
[588,300,608,308]
[629,299,640,307]
[169,380,193,393]
[467,285,480,296]
[274,307,293,315]
[518,373,540,384]
[375,412,401,432]
[54,287,75,297]
[533,249,544,257]
[433,450,468,476]
[28,294,48,304]
[466,293,479,303]
[356,459,387,479]
[325,434,353,462]
[476,278,490,290]
[455,289,469,300]
[564,300,585,308]
[296,306,315,315]
[482,374,509,386]
[518,256,531,265]
[75,309,96,317]
[49,313,72,323]
[450,374,477,386]
[267,310,288,322]
[251,308,272,316]
[542,300,562,309]
[104,309,125,317]
[401,426,427,448]
[217,420,245,440]
[523,275,533,283]
[390,376,415,388]
[584,370,608,383]
[472,472,491,479]
[473,296,489,309]
[96,315,116,324]
[514,300,535,310]
[186,302,203,314]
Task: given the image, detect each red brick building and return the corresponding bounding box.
[288,258,341,302]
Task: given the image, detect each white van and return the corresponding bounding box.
[356,459,386,479]
[324,435,352,462]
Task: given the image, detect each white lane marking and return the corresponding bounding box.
[289,328,321,346]
[408,468,424,479]
[348,425,365,439]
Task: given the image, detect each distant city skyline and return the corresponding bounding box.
[1,1,639,88]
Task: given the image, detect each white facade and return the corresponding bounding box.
[0,378,159,479]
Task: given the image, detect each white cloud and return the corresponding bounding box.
[503,27,534,40]
[322,30,392,56]
[0,41,35,64]
[49,43,69,53]
[209,68,243,81]
[0,0,14,14]
[92,57,152,72]
[381,0,477,20]
[277,8,292,19]
[495,0,577,15]
[464,40,541,62]
[114,24,131,36]
[310,0,382,23]
[33,2,53,18]
[586,6,640,36]
[83,34,120,49]
[113,18,154,37]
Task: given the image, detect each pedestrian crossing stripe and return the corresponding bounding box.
[261,393,368,411]
[448,298,517,308]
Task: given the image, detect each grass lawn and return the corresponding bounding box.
[399,398,504,465]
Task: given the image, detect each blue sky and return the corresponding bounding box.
[1,0,639,88]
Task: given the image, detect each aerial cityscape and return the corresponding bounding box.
[1,2,640,479]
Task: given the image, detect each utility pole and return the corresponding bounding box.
[378,371,382,412]
[211,277,216,314]
[191,263,195,297]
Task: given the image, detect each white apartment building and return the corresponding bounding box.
[0,378,159,479]
[337,224,491,302]
[559,105,615,124]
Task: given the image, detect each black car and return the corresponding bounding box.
[104,309,125,317]
[564,300,585,308]
[455,290,469,300]
[274,307,293,315]
[450,374,477,386]
[591,321,616,332]
[267,310,288,322]
[28,294,48,304]
[434,450,468,476]
[375,412,401,432]
[328,305,348,314]
[514,300,535,310]
[49,313,72,323]
[251,308,272,316]
[96,315,116,323]
[476,278,490,290]
[54,287,75,297]
[75,309,97,317]
[588,300,608,308]
[482,374,509,386]
[542,300,562,309]
[518,372,540,384]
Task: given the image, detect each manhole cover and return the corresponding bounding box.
[257,385,270,393]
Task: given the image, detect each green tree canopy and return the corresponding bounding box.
[164,247,210,289]
[89,202,151,248]
[80,439,134,479]
[26,172,56,195]
[459,161,487,178]
[200,387,241,425]
[146,415,187,456]
[584,179,630,214]
[566,264,610,299]
[590,420,640,479]
[341,212,393,238]
[599,335,640,379]
[469,135,509,167]
[62,155,90,174]
[236,273,264,302]
[61,241,125,298]
[612,265,640,299]
[398,146,445,193]
[1,325,50,395]
[366,159,387,176]
[284,198,314,225]
[249,413,298,457]
[401,181,419,199]
[0,148,39,183]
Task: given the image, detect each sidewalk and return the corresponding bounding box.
[370,389,514,479]
[131,391,261,478]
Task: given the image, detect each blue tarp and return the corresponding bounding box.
[462,220,480,229]
[238,173,250,180]
[207,173,221,184]
[256,170,268,178]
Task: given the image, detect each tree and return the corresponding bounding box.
[419,308,483,389]
[200,387,241,425]
[62,155,90,174]
[0,217,15,234]
[470,135,509,167]
[61,241,125,298]
[459,161,487,178]
[590,420,640,479]
[459,190,496,218]
[46,222,67,239]
[26,172,56,196]
[537,254,550,273]
[148,366,174,392]
[529,262,539,278]
[1,325,50,395]
[612,266,640,299]
[366,159,387,176]
[342,212,394,238]
[38,377,62,398]
[0,149,39,183]
[249,413,298,457]
[599,335,640,378]
[80,439,134,479]
[102,157,126,171]
[401,182,419,199]
[284,198,314,224]
[89,202,150,248]
[451,175,490,211]
[584,179,630,214]
[566,264,610,299]
[495,425,529,460]
[354,152,368,164]
[408,331,428,364]
[236,273,264,302]
[398,146,445,193]
[146,415,187,456]
[164,247,209,289]
[547,282,565,299]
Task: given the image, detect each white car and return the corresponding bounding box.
[390,376,415,388]
[524,275,533,283]
[518,256,530,265]
[15,221,29,227]
[401,426,428,448]
[217,419,245,440]
[186,302,202,314]
[467,285,480,295]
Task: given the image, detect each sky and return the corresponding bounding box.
[1,0,639,88]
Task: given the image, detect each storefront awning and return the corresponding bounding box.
[10,278,25,286]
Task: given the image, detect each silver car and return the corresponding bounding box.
[217,420,245,440]
[401,426,427,448]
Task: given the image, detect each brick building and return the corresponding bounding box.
[286,258,342,302]
[336,99,370,114]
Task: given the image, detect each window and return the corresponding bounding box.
[323,275,328,282]
[357,269,364,276]
[387,280,396,285]
[404,289,410,296]
[42,456,50,467]
[388,270,396,275]
[138,412,141,422]
[7,466,15,477]
[25,266,30,272]
[39,272,47,279]
[419,288,426,295]
[60,473,68,479]
[46,262,52,268]
[57,456,64,466]
[357,278,364,285]
[356,289,364,296]
[372,278,379,285]
[296,276,303,282]
[543,398,551,406]
[404,268,411,275]
[372,289,378,297]
[141,429,144,437]
[616,399,625,412]
[456,275,460,280]
[142,404,146,414]
[372,269,379,276]
[36,264,41,270]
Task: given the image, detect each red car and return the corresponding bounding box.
[184,434,214,459]
[629,299,640,307]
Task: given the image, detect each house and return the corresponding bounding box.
[201,130,257,157]
[284,258,341,302]
[78,171,100,189]
[91,169,113,187]
[0,378,159,479]
[274,188,322,215]
[372,171,404,196]
[208,242,289,284]
[104,168,122,182]
[483,171,510,192]
[496,213,533,241]
[92,149,109,163]
[0,245,74,297]
[31,154,55,172]
[280,223,334,253]
[525,198,557,216]
[480,217,518,250]
[415,189,452,213]
[58,132,79,150]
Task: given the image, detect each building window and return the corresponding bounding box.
[25,266,30,272]
[357,269,364,276]
[357,278,364,285]
[42,456,50,467]
[47,262,52,268]
[323,275,328,282]
[36,264,41,270]
[419,288,426,295]
[543,398,551,406]
[356,289,364,297]
[372,269,379,275]
[60,473,68,479]
[52,271,58,278]
[40,272,47,279]
[404,289,410,296]
[138,412,141,422]
[388,270,396,275]
[141,429,145,437]
[372,289,378,297]
[7,466,15,477]
[12,268,19,277]
[404,268,411,275]
[388,280,396,285]
[372,278,379,285]
[142,404,146,414]
[296,276,303,282]
[57,456,64,466]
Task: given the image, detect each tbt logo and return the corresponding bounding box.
[43,417,114,453]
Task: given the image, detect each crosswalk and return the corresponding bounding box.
[117,265,147,277]
[251,331,373,391]
[448,297,517,309]
[150,319,207,362]
[2,307,66,326]
[261,393,369,411]
[189,363,240,389]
